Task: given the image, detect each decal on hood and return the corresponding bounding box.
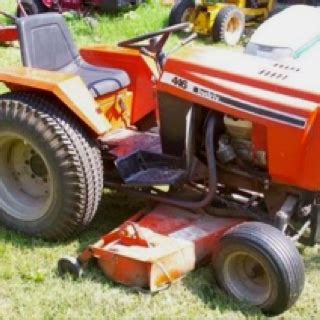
[160,71,307,128]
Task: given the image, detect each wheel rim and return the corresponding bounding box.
[222,251,271,305]
[0,133,53,221]
[224,15,243,45]
[181,7,194,23]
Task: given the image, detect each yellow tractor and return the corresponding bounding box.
[169,0,275,45]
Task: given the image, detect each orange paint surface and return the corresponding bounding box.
[84,204,241,291]
[0,66,110,134]
[159,47,320,190]
[0,26,17,42]
[80,45,157,125]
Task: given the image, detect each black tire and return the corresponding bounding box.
[213,222,304,315]
[212,6,245,46]
[0,92,103,240]
[17,0,47,17]
[169,0,195,26]
[58,256,82,279]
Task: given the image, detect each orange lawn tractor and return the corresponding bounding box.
[0,25,17,43]
[0,11,18,43]
[1,12,319,315]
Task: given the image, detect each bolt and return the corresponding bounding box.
[31,174,35,179]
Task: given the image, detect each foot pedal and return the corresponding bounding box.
[115,151,186,186]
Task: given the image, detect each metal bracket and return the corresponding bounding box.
[310,204,320,245]
[274,195,298,232]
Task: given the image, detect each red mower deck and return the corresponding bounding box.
[77,204,242,291]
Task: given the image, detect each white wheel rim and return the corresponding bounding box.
[0,133,53,221]
[181,7,194,22]
[223,251,272,305]
[224,14,244,46]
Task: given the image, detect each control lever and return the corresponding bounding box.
[167,32,198,57]
[139,32,197,74]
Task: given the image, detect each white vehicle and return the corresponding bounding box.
[245,5,320,62]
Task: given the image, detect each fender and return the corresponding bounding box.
[0,66,111,135]
[80,45,157,125]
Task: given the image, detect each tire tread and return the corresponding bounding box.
[0,92,103,240]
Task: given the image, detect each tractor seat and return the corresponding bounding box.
[16,13,130,98]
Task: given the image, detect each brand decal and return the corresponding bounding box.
[161,72,306,128]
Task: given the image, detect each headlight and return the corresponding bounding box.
[245,43,294,61]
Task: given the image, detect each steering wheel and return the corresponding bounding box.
[118,22,191,55]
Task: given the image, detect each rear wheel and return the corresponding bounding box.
[212,6,245,46]
[213,222,304,315]
[17,0,47,17]
[169,0,195,26]
[0,92,103,240]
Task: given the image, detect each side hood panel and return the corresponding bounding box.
[158,46,320,190]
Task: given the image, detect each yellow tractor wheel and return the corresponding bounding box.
[169,0,195,26]
[212,5,245,46]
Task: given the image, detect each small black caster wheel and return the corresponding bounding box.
[58,256,83,279]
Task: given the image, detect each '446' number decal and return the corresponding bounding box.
[171,76,188,89]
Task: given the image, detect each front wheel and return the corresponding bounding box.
[212,6,245,46]
[168,0,195,26]
[0,92,103,240]
[213,222,304,315]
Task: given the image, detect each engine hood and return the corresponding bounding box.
[248,5,320,53]
[161,45,320,116]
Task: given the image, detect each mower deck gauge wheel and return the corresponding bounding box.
[58,256,83,279]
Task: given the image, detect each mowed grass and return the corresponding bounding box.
[0,1,320,319]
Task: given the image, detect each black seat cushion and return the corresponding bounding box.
[61,57,130,98]
[16,13,130,97]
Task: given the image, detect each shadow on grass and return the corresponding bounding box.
[0,42,15,49]
[0,191,147,251]
[304,253,320,272]
[75,190,148,250]
[181,266,264,318]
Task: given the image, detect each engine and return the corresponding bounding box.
[216,115,267,168]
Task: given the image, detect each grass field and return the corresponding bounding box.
[0,1,320,319]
